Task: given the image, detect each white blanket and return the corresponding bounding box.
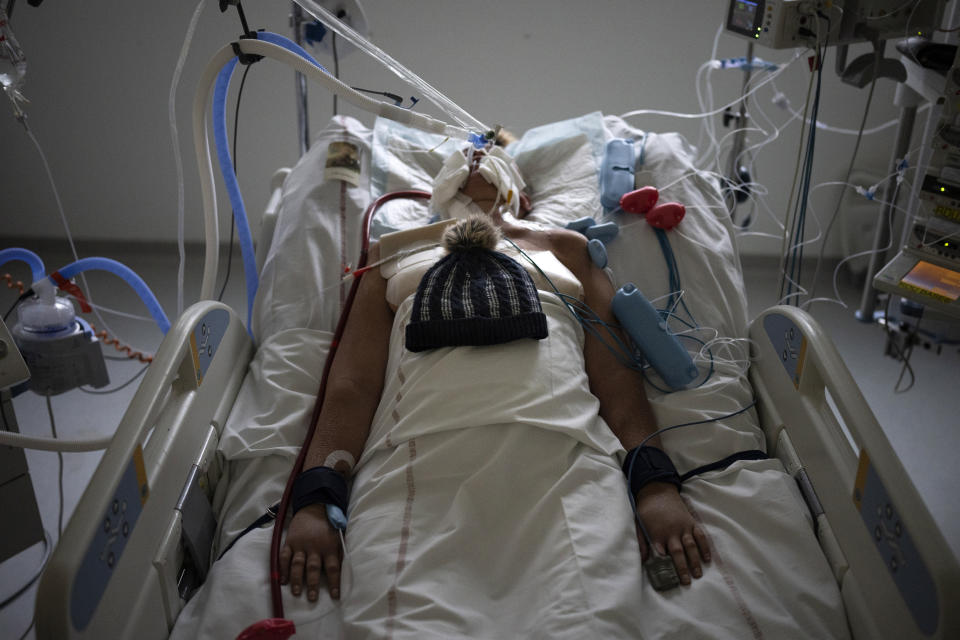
[173,296,848,639]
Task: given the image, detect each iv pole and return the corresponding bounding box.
[291,2,311,157]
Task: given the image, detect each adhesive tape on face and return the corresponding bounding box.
[447,192,487,221]
[430,149,471,214]
[477,147,525,217]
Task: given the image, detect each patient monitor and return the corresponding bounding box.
[726,0,948,49]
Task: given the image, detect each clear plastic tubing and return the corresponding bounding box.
[51,257,170,334]
[292,0,489,133]
[0,247,46,282]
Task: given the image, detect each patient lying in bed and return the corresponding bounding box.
[278,145,711,635]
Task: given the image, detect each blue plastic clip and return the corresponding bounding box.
[326,504,348,531]
[468,132,487,149]
[304,21,327,46]
[585,221,619,244]
[588,239,608,269]
[565,217,597,233]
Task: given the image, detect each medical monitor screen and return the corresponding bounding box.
[728,0,763,38]
[900,260,960,302]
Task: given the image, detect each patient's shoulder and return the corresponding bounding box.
[540,227,592,278]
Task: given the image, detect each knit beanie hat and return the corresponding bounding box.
[405,215,548,352]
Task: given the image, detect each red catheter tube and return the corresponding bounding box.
[267,190,431,619]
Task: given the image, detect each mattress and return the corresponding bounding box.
[170,113,849,639]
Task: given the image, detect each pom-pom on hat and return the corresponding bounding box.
[405,215,548,352]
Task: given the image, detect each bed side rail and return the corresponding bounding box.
[34,301,253,639]
[749,305,959,640]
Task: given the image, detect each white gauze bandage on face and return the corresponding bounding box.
[429,149,471,216]
[430,146,526,219]
[477,146,526,218]
[446,192,486,221]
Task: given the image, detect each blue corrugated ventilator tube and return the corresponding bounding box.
[212,31,330,333]
[52,257,170,334]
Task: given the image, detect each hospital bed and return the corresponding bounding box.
[33,112,958,639]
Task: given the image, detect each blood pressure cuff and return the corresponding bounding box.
[291,466,349,515]
[622,445,681,496]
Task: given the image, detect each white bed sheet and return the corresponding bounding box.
[172,114,849,639]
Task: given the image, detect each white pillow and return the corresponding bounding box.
[368,112,609,236]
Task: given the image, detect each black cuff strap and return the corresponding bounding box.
[291,466,349,515]
[622,445,681,496]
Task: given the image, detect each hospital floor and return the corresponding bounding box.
[1,244,958,639]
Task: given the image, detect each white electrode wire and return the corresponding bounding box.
[694,23,726,162]
[777,44,819,291]
[738,82,800,166]
[784,103,927,136]
[805,49,880,303]
[64,295,155,323]
[802,188,912,311]
[621,48,803,123]
[171,0,207,317]
[293,0,488,134]
[22,122,150,354]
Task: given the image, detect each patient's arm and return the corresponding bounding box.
[545,228,712,585]
[280,243,393,602]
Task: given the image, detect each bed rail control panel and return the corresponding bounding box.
[189,308,231,386]
[853,450,939,636]
[762,312,806,389]
[69,446,149,632]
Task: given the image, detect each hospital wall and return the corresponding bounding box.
[0,0,913,258]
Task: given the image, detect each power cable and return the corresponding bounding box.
[218,63,253,302]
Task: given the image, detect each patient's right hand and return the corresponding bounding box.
[280,504,342,602]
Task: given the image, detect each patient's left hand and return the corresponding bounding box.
[633,483,711,585]
[280,504,342,602]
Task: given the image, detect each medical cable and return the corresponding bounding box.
[172,0,207,318]
[292,0,488,134]
[801,177,909,311]
[196,33,476,315]
[20,121,142,353]
[209,31,332,331]
[882,294,918,393]
[624,400,759,554]
[44,394,65,536]
[217,62,252,303]
[3,273,27,296]
[621,48,804,125]
[501,234,717,391]
[0,529,51,613]
[3,288,32,322]
[780,15,829,306]
[79,364,149,395]
[49,257,170,334]
[268,189,431,619]
[332,30,339,115]
[807,49,881,304]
